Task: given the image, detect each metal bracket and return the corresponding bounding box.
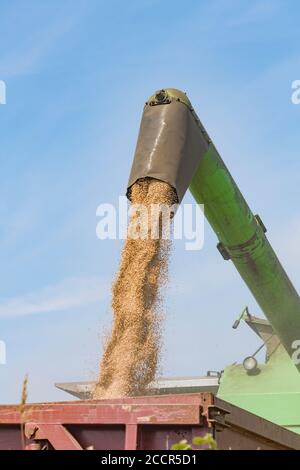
[25,423,82,450]
[232,306,250,329]
[206,405,231,431]
[217,242,230,260]
[148,89,171,106]
[255,214,267,233]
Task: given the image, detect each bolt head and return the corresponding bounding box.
[155,89,168,103]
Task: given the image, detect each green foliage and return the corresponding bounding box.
[171,433,217,450]
[171,440,192,450]
[192,434,217,450]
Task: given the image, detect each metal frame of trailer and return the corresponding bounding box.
[0,393,300,450]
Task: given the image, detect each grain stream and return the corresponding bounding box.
[93,178,176,399]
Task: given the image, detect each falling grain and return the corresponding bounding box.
[93,178,176,399]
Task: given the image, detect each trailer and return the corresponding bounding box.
[1,393,300,450]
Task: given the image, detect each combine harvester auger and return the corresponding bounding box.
[128,87,300,368]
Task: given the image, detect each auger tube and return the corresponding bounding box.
[128,88,300,369]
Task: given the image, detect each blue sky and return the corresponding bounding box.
[0,0,299,403]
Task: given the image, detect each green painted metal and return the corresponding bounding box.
[189,143,300,368]
[147,88,193,108]
[146,87,300,369]
[218,343,300,434]
[181,103,300,369]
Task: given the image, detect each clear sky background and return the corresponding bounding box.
[0,0,299,403]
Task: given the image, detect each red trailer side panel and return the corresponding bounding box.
[0,393,299,450]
